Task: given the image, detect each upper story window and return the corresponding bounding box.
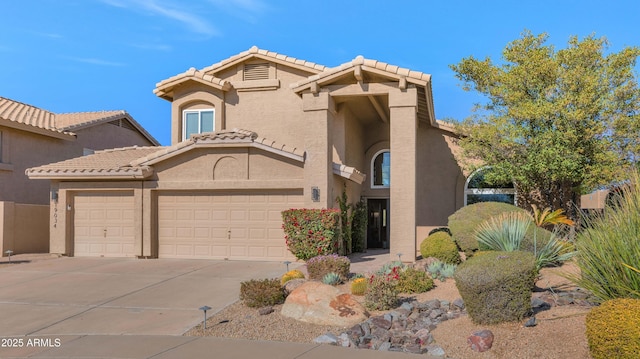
[183,109,214,140]
[372,150,390,188]
[464,167,516,206]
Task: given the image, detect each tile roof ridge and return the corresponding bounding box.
[56,109,125,116]
[200,46,327,74]
[94,145,163,154]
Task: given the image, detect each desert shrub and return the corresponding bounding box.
[376,261,404,276]
[448,202,525,257]
[281,208,341,260]
[420,232,461,264]
[426,260,457,281]
[454,251,536,324]
[586,298,640,359]
[397,267,434,293]
[350,277,367,295]
[364,274,399,310]
[475,212,575,271]
[280,269,305,286]
[571,175,640,302]
[427,227,451,236]
[306,254,350,281]
[239,278,285,308]
[322,272,342,285]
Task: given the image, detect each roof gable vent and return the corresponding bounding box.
[243,63,270,81]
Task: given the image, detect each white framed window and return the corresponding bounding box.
[464,167,516,206]
[371,150,390,188]
[183,109,214,140]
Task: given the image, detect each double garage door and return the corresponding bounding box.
[157,190,303,261]
[72,190,302,260]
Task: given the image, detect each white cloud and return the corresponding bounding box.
[65,57,127,67]
[101,0,219,37]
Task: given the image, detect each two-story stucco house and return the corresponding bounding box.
[1,97,159,256]
[27,47,465,262]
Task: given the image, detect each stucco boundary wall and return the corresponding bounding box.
[0,201,49,256]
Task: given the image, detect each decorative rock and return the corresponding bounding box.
[314,333,339,345]
[258,306,274,315]
[415,328,433,345]
[281,282,369,326]
[425,299,441,310]
[378,342,392,351]
[524,316,537,327]
[453,298,465,309]
[400,302,414,312]
[283,278,306,296]
[467,329,494,352]
[370,315,392,330]
[426,345,446,356]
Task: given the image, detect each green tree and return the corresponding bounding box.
[450,30,640,216]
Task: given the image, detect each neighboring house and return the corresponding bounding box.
[27,47,466,262]
[0,97,159,255]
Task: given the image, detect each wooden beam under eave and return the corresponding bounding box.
[354,65,363,82]
[324,82,398,97]
[368,95,389,123]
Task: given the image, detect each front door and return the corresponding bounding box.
[367,199,389,249]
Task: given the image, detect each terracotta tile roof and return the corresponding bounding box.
[0,96,159,145]
[55,110,127,130]
[154,68,231,98]
[132,128,304,166]
[291,55,432,90]
[0,96,69,136]
[26,146,161,178]
[200,46,327,75]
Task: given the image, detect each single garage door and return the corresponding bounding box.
[74,192,137,257]
[157,190,303,261]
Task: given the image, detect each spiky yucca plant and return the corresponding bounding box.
[322,272,342,286]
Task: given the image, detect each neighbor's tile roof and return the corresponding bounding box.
[55,110,127,130]
[0,96,67,135]
[0,96,159,144]
[26,146,161,178]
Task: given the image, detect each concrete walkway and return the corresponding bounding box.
[0,252,439,358]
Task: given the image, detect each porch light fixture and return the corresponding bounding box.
[311,187,320,202]
[199,305,212,329]
[51,189,58,203]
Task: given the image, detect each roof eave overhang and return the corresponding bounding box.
[138,141,304,167]
[26,167,153,180]
[60,113,160,146]
[1,120,76,141]
[154,76,232,101]
[333,163,365,185]
[201,53,326,77]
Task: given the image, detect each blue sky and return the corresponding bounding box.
[1,0,639,145]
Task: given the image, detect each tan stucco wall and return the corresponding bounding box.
[0,201,49,256]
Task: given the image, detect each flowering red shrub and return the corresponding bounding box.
[281,208,341,260]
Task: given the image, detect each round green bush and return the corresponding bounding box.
[586,298,640,359]
[420,232,461,264]
[448,202,527,257]
[454,251,536,324]
[397,267,435,294]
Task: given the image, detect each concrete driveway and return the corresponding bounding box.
[0,256,292,336]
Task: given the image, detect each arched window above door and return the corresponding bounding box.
[464,167,516,205]
[371,150,390,188]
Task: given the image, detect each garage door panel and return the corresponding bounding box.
[74,192,136,257]
[158,190,302,261]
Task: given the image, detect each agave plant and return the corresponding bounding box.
[322,272,342,285]
[475,211,531,252]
